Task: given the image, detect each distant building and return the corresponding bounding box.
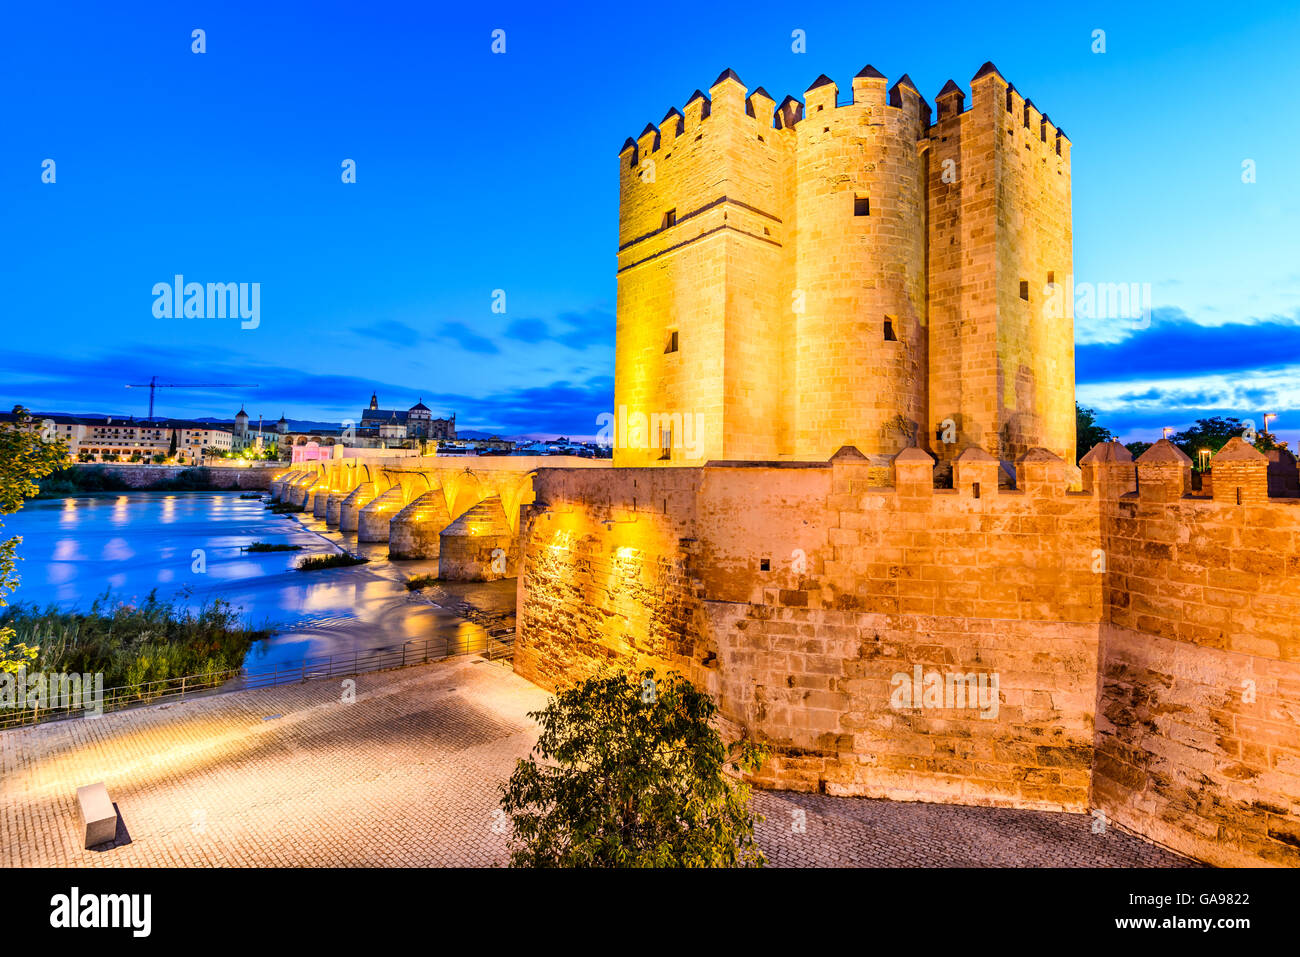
[188,393,465,460]
[231,406,268,451]
[0,412,233,463]
[358,393,455,444]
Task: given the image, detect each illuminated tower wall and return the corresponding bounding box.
[613,62,1074,469]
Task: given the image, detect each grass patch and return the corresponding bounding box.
[239,492,263,499]
[244,541,305,553]
[0,591,270,692]
[296,553,369,571]
[404,574,441,591]
[266,503,305,514]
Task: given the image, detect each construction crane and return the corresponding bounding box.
[125,376,259,419]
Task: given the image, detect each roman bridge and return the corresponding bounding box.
[269,454,608,580]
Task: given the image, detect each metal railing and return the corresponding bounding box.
[0,627,515,730]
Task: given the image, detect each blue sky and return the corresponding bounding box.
[3,0,1298,446]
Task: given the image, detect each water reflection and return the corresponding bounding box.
[4,491,483,670]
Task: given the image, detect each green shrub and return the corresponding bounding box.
[245,541,304,552]
[296,553,368,571]
[0,590,269,690]
[501,669,767,868]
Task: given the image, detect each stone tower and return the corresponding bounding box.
[613,62,1074,470]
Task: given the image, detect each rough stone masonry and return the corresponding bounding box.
[513,62,1300,869]
[613,62,1074,470]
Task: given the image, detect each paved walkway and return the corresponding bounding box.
[0,661,1193,867]
[753,791,1196,867]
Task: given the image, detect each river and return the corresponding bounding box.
[2,491,492,671]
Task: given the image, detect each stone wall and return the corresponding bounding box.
[69,464,281,490]
[516,441,1300,865]
[1089,441,1300,867]
[519,448,1101,811]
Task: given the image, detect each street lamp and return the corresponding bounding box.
[1162,426,1173,440]
[1263,413,1276,438]
[1198,448,1211,472]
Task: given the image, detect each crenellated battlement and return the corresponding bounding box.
[619,61,1069,167]
[615,60,1076,469]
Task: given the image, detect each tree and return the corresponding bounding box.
[0,407,69,671]
[1125,440,1153,460]
[1170,416,1286,468]
[1075,404,1113,463]
[168,430,178,458]
[500,669,767,867]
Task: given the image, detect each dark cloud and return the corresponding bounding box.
[354,319,503,355]
[499,309,614,351]
[1077,309,1300,384]
[352,319,423,345]
[435,321,500,355]
[417,376,614,437]
[504,318,549,343]
[553,310,615,350]
[0,346,611,438]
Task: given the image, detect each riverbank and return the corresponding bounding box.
[36,464,281,497]
[0,593,271,690]
[5,491,514,672]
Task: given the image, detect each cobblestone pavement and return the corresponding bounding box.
[752,791,1196,867]
[0,659,547,867]
[1,661,1194,867]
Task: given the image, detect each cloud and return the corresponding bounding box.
[422,375,615,438]
[354,318,503,356]
[504,318,549,343]
[435,321,499,355]
[1076,309,1300,384]
[499,309,614,351]
[553,310,614,350]
[0,345,611,437]
[1078,365,1300,445]
[352,319,423,345]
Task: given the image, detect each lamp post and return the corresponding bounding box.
[1263,413,1276,441]
[1198,448,1210,472]
[1162,426,1173,440]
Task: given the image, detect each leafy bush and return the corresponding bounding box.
[500,669,766,867]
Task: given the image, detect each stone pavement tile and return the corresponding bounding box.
[1,659,544,868]
[752,790,1199,867]
[2,659,1195,868]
